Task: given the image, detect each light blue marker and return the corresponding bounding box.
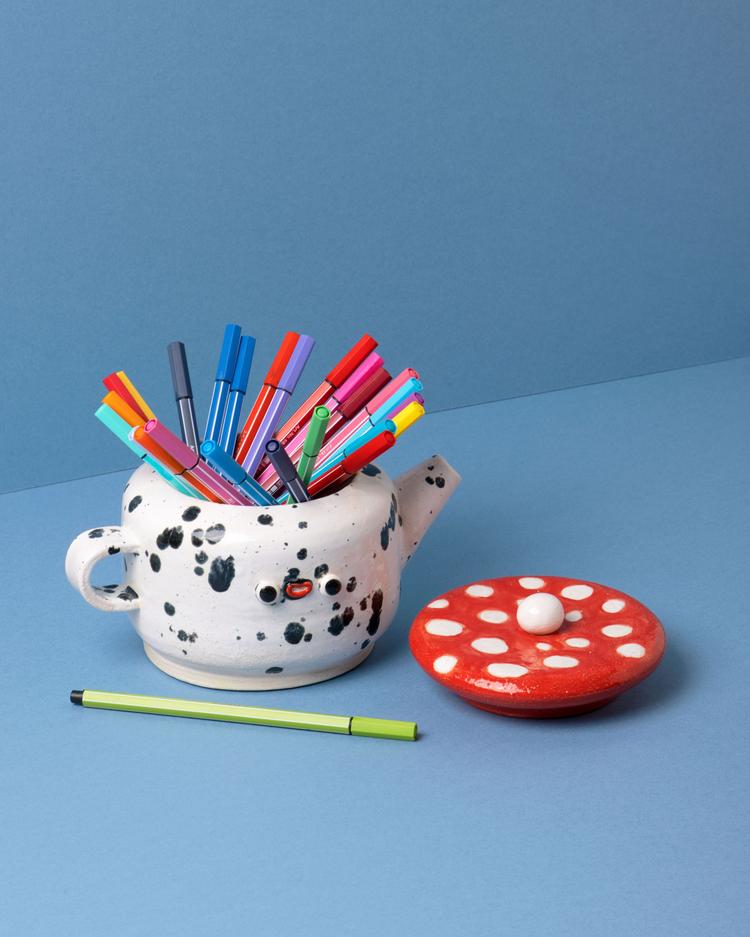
[94,405,203,499]
[200,440,276,507]
[218,334,255,453]
[204,324,242,444]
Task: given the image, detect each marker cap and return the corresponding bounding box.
[167,342,193,399]
[200,440,244,485]
[277,334,315,393]
[325,334,378,387]
[265,332,300,387]
[339,368,391,420]
[333,351,383,405]
[302,406,330,457]
[342,430,395,474]
[102,390,143,428]
[265,439,298,484]
[144,418,199,472]
[215,324,242,382]
[231,335,256,392]
[365,368,420,417]
[350,716,417,741]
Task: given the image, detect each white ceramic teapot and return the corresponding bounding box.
[65,455,460,689]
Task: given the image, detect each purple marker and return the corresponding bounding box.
[240,334,315,475]
[390,392,424,419]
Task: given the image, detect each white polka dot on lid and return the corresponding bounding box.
[428,598,449,609]
[543,655,579,669]
[617,643,646,658]
[433,655,458,674]
[425,619,463,637]
[477,609,508,624]
[487,663,528,678]
[466,584,494,598]
[561,584,594,600]
[471,637,509,655]
[602,599,625,613]
[565,637,590,648]
[565,610,583,622]
[536,642,552,651]
[602,624,633,638]
[518,577,545,589]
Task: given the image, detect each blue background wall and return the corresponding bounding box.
[1,1,748,492]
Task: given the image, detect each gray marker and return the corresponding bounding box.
[265,439,311,503]
[167,341,201,454]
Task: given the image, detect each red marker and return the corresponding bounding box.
[103,373,148,421]
[308,431,395,498]
[273,334,377,449]
[234,332,299,465]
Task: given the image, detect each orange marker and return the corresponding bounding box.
[102,390,143,428]
[103,373,148,421]
[132,426,220,503]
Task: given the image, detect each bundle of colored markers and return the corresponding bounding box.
[96,327,425,505]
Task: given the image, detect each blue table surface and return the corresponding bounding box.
[1,357,748,936]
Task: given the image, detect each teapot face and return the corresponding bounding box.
[115,463,404,688]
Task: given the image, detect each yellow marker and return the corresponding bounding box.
[393,401,425,437]
[102,390,144,428]
[117,371,156,421]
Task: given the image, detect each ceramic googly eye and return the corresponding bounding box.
[319,574,342,596]
[255,582,280,605]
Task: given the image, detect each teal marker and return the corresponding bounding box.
[71,689,418,742]
[95,404,203,499]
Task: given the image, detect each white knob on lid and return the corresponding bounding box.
[517,593,565,635]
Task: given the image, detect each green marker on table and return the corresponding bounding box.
[70,689,418,742]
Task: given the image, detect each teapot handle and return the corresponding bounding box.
[65,527,143,612]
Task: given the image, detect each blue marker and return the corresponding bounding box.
[218,334,255,453]
[312,419,396,478]
[94,404,203,499]
[200,440,276,507]
[204,324,242,444]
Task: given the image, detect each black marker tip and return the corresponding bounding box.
[70,690,84,705]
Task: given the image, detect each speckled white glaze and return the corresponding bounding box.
[65,455,459,689]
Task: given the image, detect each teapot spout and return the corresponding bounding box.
[395,455,461,568]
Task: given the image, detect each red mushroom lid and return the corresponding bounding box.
[409,576,665,717]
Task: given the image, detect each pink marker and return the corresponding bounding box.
[314,369,420,469]
[144,419,253,506]
[254,351,384,491]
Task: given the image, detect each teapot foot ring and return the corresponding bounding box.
[143,643,375,691]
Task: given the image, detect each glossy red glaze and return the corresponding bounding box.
[285,579,313,600]
[409,576,665,718]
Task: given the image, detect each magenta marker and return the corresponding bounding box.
[254,350,384,491]
[240,334,315,476]
[144,419,253,506]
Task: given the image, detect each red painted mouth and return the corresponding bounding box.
[285,579,313,600]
